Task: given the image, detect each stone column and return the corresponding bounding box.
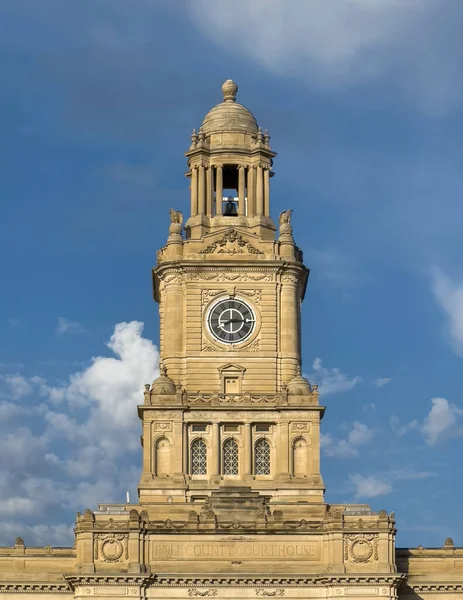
[248,166,256,217]
[256,165,264,215]
[198,164,206,214]
[212,422,220,476]
[280,275,299,382]
[191,167,198,216]
[276,421,290,477]
[244,422,252,475]
[264,167,270,216]
[206,166,213,216]
[183,422,189,475]
[215,165,223,216]
[142,421,151,475]
[238,165,246,215]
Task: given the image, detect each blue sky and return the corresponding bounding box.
[1,0,463,548]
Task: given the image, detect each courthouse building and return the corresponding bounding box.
[0,80,462,600]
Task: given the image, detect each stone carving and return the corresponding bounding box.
[200,229,263,256]
[154,422,172,431]
[292,422,309,431]
[168,208,183,239]
[188,591,217,597]
[169,208,183,225]
[189,271,274,282]
[245,338,261,352]
[94,533,128,563]
[239,289,262,304]
[279,209,292,228]
[344,534,379,563]
[283,519,321,530]
[14,537,25,546]
[219,536,252,541]
[202,341,218,352]
[281,274,298,284]
[218,521,257,530]
[202,290,225,306]
[185,411,279,421]
[160,269,184,284]
[256,590,285,597]
[152,575,405,588]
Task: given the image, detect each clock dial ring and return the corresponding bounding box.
[207,298,256,344]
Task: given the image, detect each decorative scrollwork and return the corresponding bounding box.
[200,229,263,256]
[188,591,217,597]
[256,590,285,597]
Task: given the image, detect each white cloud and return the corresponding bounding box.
[0,374,32,398]
[310,357,361,396]
[0,321,159,546]
[432,269,463,356]
[391,397,463,445]
[322,421,373,458]
[390,415,418,437]
[421,397,463,446]
[56,317,87,336]
[373,377,392,388]
[350,468,435,500]
[350,474,392,499]
[188,0,463,114]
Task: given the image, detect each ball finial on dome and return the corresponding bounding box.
[222,79,238,102]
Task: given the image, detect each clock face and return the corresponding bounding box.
[207,298,255,344]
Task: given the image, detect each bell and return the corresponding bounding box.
[223,196,238,216]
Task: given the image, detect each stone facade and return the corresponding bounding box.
[0,80,460,600]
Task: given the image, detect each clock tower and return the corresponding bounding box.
[138,79,325,506]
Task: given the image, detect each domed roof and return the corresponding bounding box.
[151,364,176,395]
[287,368,312,396]
[200,80,258,136]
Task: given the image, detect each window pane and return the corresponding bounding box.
[191,439,207,475]
[223,438,239,475]
[254,439,270,475]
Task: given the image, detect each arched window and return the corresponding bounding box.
[254,439,270,475]
[155,437,171,476]
[191,439,207,475]
[223,438,239,475]
[293,437,308,478]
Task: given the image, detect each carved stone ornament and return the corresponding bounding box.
[292,422,309,432]
[188,591,217,597]
[344,534,379,563]
[200,229,263,256]
[256,590,285,597]
[94,533,128,563]
[151,575,406,588]
[188,271,273,283]
[154,422,172,431]
[201,289,224,306]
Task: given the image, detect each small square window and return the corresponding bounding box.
[255,424,271,432]
[191,424,207,432]
[224,424,239,433]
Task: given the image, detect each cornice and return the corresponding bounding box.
[151,574,407,588]
[64,574,155,590]
[405,583,463,594]
[0,583,71,594]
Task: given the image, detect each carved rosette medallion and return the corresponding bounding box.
[344,534,379,563]
[94,533,128,563]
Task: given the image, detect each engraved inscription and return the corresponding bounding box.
[152,542,320,561]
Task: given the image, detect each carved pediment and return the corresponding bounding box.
[200,229,263,256]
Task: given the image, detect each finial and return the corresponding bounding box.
[222,79,238,102]
[257,127,263,142]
